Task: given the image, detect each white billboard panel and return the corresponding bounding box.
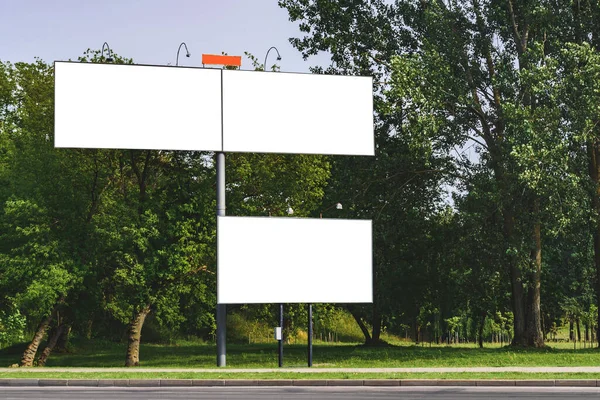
[222,70,374,156]
[54,62,222,151]
[217,216,372,304]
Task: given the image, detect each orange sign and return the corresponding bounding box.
[202,54,242,67]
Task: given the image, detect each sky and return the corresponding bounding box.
[0,0,330,72]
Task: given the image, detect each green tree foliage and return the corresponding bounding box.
[0,51,219,366]
[280,0,454,345]
[0,305,26,348]
[0,58,87,365]
[0,48,333,366]
[277,0,600,347]
[552,41,600,346]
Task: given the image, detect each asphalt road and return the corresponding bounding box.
[3,387,600,399]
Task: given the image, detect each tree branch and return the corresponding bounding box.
[507,0,524,55]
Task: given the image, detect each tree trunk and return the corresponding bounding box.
[570,320,574,341]
[585,323,590,342]
[525,215,544,347]
[370,305,383,345]
[85,319,93,340]
[37,324,66,367]
[510,268,526,346]
[542,311,547,341]
[348,308,371,344]
[56,325,71,352]
[124,305,151,367]
[504,210,527,346]
[414,322,420,344]
[577,318,582,343]
[20,312,54,367]
[478,314,485,348]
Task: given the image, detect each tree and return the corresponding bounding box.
[278,0,596,347]
[453,167,511,347]
[0,58,88,366]
[552,40,600,346]
[90,148,217,366]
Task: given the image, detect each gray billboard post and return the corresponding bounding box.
[216,151,226,367]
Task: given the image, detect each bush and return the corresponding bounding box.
[227,312,274,344]
[0,307,26,349]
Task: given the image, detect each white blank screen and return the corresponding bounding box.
[222,70,374,156]
[218,216,373,304]
[54,62,222,151]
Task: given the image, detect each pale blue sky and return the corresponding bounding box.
[0,0,329,71]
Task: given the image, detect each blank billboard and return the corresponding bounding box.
[217,216,372,304]
[222,70,374,156]
[54,62,222,151]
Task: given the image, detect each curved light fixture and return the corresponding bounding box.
[264,46,282,72]
[320,202,343,218]
[176,42,191,66]
[101,42,113,63]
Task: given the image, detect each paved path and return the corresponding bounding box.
[2,366,600,373]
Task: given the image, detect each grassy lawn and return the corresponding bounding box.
[2,339,600,369]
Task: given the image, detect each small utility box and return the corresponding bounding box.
[274,327,282,341]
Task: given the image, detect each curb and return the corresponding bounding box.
[1,379,600,387]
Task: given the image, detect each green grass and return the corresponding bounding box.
[2,338,600,369]
[1,371,600,380]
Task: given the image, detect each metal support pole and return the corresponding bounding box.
[308,303,313,367]
[279,303,284,367]
[216,151,226,367]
